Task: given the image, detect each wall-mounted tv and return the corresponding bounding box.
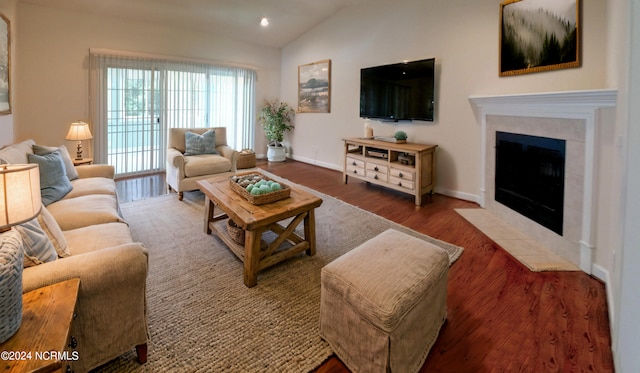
[360,58,435,122]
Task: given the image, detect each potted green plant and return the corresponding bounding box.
[258,101,295,162]
[394,130,408,143]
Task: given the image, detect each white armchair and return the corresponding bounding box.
[166,127,239,200]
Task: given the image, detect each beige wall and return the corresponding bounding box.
[612,0,640,370]
[0,0,16,147]
[14,2,282,154]
[281,0,609,201]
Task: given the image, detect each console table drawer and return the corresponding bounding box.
[389,176,415,191]
[347,164,365,177]
[390,168,415,181]
[366,169,388,182]
[366,162,388,174]
[346,156,365,169]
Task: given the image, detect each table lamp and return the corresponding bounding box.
[65,121,93,160]
[0,164,42,343]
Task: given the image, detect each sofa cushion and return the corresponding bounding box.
[27,151,73,206]
[32,144,79,181]
[184,130,218,156]
[63,222,134,256]
[0,139,35,164]
[15,218,58,267]
[66,177,117,199]
[184,154,232,177]
[37,204,70,258]
[46,194,124,231]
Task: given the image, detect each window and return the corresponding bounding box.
[90,51,256,176]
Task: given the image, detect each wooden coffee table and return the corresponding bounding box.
[197,174,323,287]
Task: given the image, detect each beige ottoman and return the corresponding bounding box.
[319,228,449,373]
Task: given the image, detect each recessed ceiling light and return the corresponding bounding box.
[260,17,269,27]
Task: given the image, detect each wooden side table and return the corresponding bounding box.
[0,278,80,373]
[72,158,93,166]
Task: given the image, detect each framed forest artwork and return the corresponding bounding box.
[298,60,331,113]
[0,13,10,114]
[500,0,580,76]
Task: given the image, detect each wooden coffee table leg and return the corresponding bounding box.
[304,208,316,256]
[243,229,262,287]
[204,197,214,234]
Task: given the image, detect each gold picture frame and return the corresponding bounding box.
[500,0,580,76]
[298,59,331,113]
[0,13,10,114]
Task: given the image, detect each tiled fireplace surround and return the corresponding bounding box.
[469,89,617,273]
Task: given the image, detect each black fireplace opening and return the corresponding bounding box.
[495,132,566,235]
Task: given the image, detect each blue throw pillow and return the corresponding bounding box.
[27,150,73,206]
[16,217,58,267]
[32,144,79,181]
[184,130,218,156]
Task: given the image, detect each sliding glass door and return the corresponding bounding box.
[90,50,257,177]
[107,67,163,176]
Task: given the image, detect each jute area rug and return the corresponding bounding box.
[93,178,463,373]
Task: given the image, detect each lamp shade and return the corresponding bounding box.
[65,121,93,141]
[0,164,42,231]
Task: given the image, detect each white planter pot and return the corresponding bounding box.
[267,145,286,162]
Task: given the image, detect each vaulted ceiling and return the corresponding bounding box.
[19,0,382,48]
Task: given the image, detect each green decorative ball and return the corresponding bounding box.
[270,182,282,192]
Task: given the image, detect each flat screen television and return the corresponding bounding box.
[360,58,435,122]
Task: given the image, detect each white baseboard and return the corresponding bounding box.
[434,186,481,204]
[592,264,615,327]
[255,153,341,172]
[592,263,610,283]
[288,154,342,172]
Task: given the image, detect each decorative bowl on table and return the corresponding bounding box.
[229,171,291,205]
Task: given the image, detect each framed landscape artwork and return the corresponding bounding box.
[298,60,331,113]
[0,14,10,114]
[500,0,580,76]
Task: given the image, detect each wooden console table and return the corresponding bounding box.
[0,278,80,373]
[343,138,437,205]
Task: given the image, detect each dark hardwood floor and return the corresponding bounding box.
[115,172,168,203]
[116,159,614,373]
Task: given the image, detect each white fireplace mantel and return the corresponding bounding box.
[469,89,617,118]
[468,89,617,273]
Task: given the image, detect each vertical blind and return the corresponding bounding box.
[89,50,257,176]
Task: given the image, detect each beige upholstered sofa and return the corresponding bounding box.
[166,127,239,200]
[0,140,148,373]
